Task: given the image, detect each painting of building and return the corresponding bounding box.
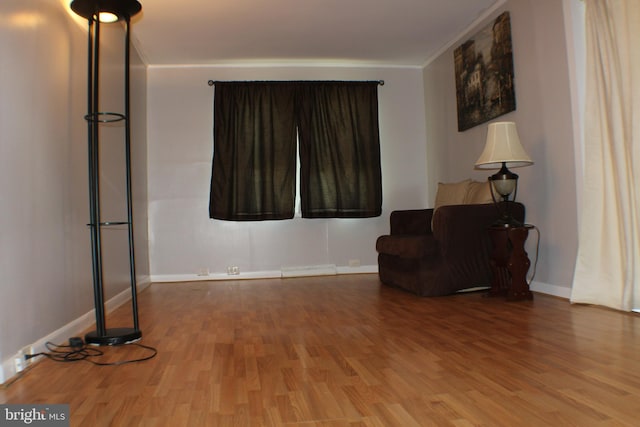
[454,11,515,131]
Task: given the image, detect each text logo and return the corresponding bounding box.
[0,405,69,426]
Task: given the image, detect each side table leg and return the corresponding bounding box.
[488,227,510,297]
[507,227,533,301]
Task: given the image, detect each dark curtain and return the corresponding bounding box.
[209,82,297,220]
[297,82,382,218]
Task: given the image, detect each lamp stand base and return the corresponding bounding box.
[85,328,142,346]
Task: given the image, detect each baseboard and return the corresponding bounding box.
[281,264,337,278]
[336,265,378,275]
[0,277,151,385]
[530,280,572,299]
[151,271,282,283]
[152,265,379,282]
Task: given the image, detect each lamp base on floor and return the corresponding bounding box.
[85,328,142,346]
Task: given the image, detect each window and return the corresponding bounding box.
[209,81,382,221]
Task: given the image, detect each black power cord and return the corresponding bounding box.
[527,225,541,286]
[26,339,157,366]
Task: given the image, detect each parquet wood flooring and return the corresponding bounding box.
[2,274,640,426]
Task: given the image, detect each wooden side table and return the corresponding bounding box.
[487,224,534,301]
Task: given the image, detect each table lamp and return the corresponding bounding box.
[475,121,533,226]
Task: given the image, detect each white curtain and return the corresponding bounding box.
[571,0,640,311]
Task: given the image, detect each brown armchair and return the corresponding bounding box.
[376,202,525,296]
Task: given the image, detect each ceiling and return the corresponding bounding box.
[130,0,502,67]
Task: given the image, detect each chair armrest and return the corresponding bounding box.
[389,209,434,235]
[376,234,438,258]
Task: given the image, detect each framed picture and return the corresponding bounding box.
[454,11,516,132]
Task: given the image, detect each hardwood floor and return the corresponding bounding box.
[2,274,640,426]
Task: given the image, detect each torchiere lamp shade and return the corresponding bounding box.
[71,0,142,22]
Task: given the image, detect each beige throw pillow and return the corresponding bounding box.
[433,179,471,212]
[464,180,493,204]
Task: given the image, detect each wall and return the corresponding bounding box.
[0,0,149,383]
[423,0,579,296]
[147,66,428,280]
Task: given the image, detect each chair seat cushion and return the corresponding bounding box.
[376,234,437,258]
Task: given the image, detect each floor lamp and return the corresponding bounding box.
[71,0,143,346]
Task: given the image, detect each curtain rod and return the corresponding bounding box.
[207,80,384,86]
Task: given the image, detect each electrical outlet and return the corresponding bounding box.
[14,354,25,373]
[348,259,361,267]
[227,266,240,275]
[14,345,31,373]
[197,268,210,276]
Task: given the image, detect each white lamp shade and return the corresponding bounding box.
[475,121,533,169]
